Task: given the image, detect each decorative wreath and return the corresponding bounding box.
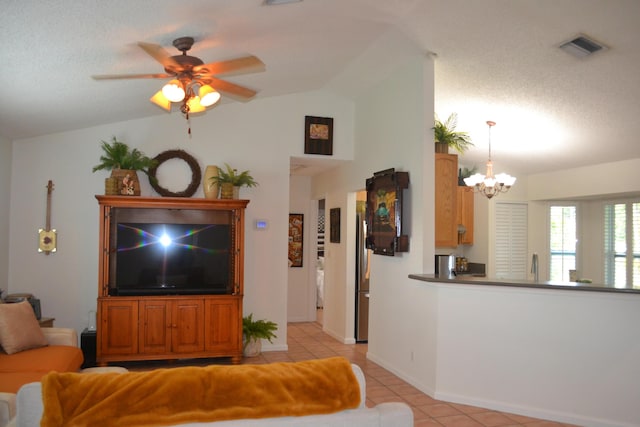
[148,149,202,197]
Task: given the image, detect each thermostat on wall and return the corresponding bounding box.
[255,219,268,230]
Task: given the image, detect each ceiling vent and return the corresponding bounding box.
[264,0,302,5]
[559,34,607,58]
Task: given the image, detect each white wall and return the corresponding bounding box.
[7,91,354,351]
[528,158,640,201]
[432,281,640,427]
[313,52,438,388]
[0,135,11,295]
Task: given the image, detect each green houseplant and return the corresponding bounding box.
[92,137,157,196]
[433,113,473,154]
[209,163,258,199]
[242,313,278,357]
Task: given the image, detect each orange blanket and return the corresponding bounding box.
[41,357,360,427]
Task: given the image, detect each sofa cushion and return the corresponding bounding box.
[0,345,83,374]
[0,301,47,354]
[0,372,48,394]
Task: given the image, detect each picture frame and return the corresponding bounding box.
[304,115,333,155]
[288,213,304,267]
[329,208,340,243]
[365,168,410,256]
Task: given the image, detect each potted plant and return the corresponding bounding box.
[209,163,258,199]
[92,137,157,196]
[242,313,277,357]
[433,113,473,154]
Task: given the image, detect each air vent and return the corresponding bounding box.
[559,34,607,58]
[264,0,302,5]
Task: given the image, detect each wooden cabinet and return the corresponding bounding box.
[435,153,458,247]
[139,298,205,355]
[457,186,474,245]
[435,154,475,247]
[95,196,247,364]
[204,298,242,353]
[98,298,138,358]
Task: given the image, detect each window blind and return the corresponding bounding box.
[495,202,528,279]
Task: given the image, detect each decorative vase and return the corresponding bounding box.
[435,142,449,154]
[220,182,236,199]
[104,177,119,195]
[243,336,262,357]
[203,165,219,199]
[110,169,140,196]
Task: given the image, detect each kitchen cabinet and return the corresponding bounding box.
[457,186,474,245]
[435,153,458,247]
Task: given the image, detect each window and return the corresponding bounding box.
[603,201,640,287]
[549,205,577,282]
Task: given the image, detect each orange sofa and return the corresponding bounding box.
[0,328,83,427]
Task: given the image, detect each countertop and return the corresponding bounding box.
[408,274,640,294]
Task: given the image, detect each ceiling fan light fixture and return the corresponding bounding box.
[186,95,206,113]
[150,90,172,111]
[199,85,221,107]
[162,79,185,102]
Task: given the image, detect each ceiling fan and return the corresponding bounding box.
[92,37,265,115]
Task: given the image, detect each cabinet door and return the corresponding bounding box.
[204,298,241,353]
[139,300,171,354]
[171,299,205,354]
[435,153,458,247]
[457,186,475,245]
[99,299,138,357]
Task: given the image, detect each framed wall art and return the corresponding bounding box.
[365,168,410,256]
[304,115,333,155]
[329,207,340,243]
[288,213,304,267]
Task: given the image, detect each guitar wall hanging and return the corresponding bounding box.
[38,180,57,254]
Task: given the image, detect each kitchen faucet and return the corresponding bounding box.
[531,253,539,282]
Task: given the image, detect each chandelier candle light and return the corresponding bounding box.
[463,121,516,199]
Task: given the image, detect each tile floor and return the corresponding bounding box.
[126,318,580,427]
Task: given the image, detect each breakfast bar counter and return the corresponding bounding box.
[405,273,640,426]
[408,273,640,294]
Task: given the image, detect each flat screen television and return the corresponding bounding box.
[108,208,234,296]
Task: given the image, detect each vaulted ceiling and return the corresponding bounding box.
[2,0,639,176]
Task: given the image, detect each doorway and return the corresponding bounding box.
[355,191,370,342]
[316,199,325,325]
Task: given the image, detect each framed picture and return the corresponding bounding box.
[330,208,340,243]
[365,168,410,256]
[304,115,333,155]
[288,214,304,267]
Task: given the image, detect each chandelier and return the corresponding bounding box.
[463,121,516,199]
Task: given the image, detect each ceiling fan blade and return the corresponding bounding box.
[138,42,182,72]
[193,55,265,77]
[92,73,172,80]
[204,77,258,101]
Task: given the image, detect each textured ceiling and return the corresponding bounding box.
[1,0,639,176]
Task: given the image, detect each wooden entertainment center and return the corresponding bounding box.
[95,195,248,365]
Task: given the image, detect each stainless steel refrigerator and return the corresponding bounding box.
[355,212,371,342]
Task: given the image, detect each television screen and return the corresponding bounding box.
[111,222,231,296]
